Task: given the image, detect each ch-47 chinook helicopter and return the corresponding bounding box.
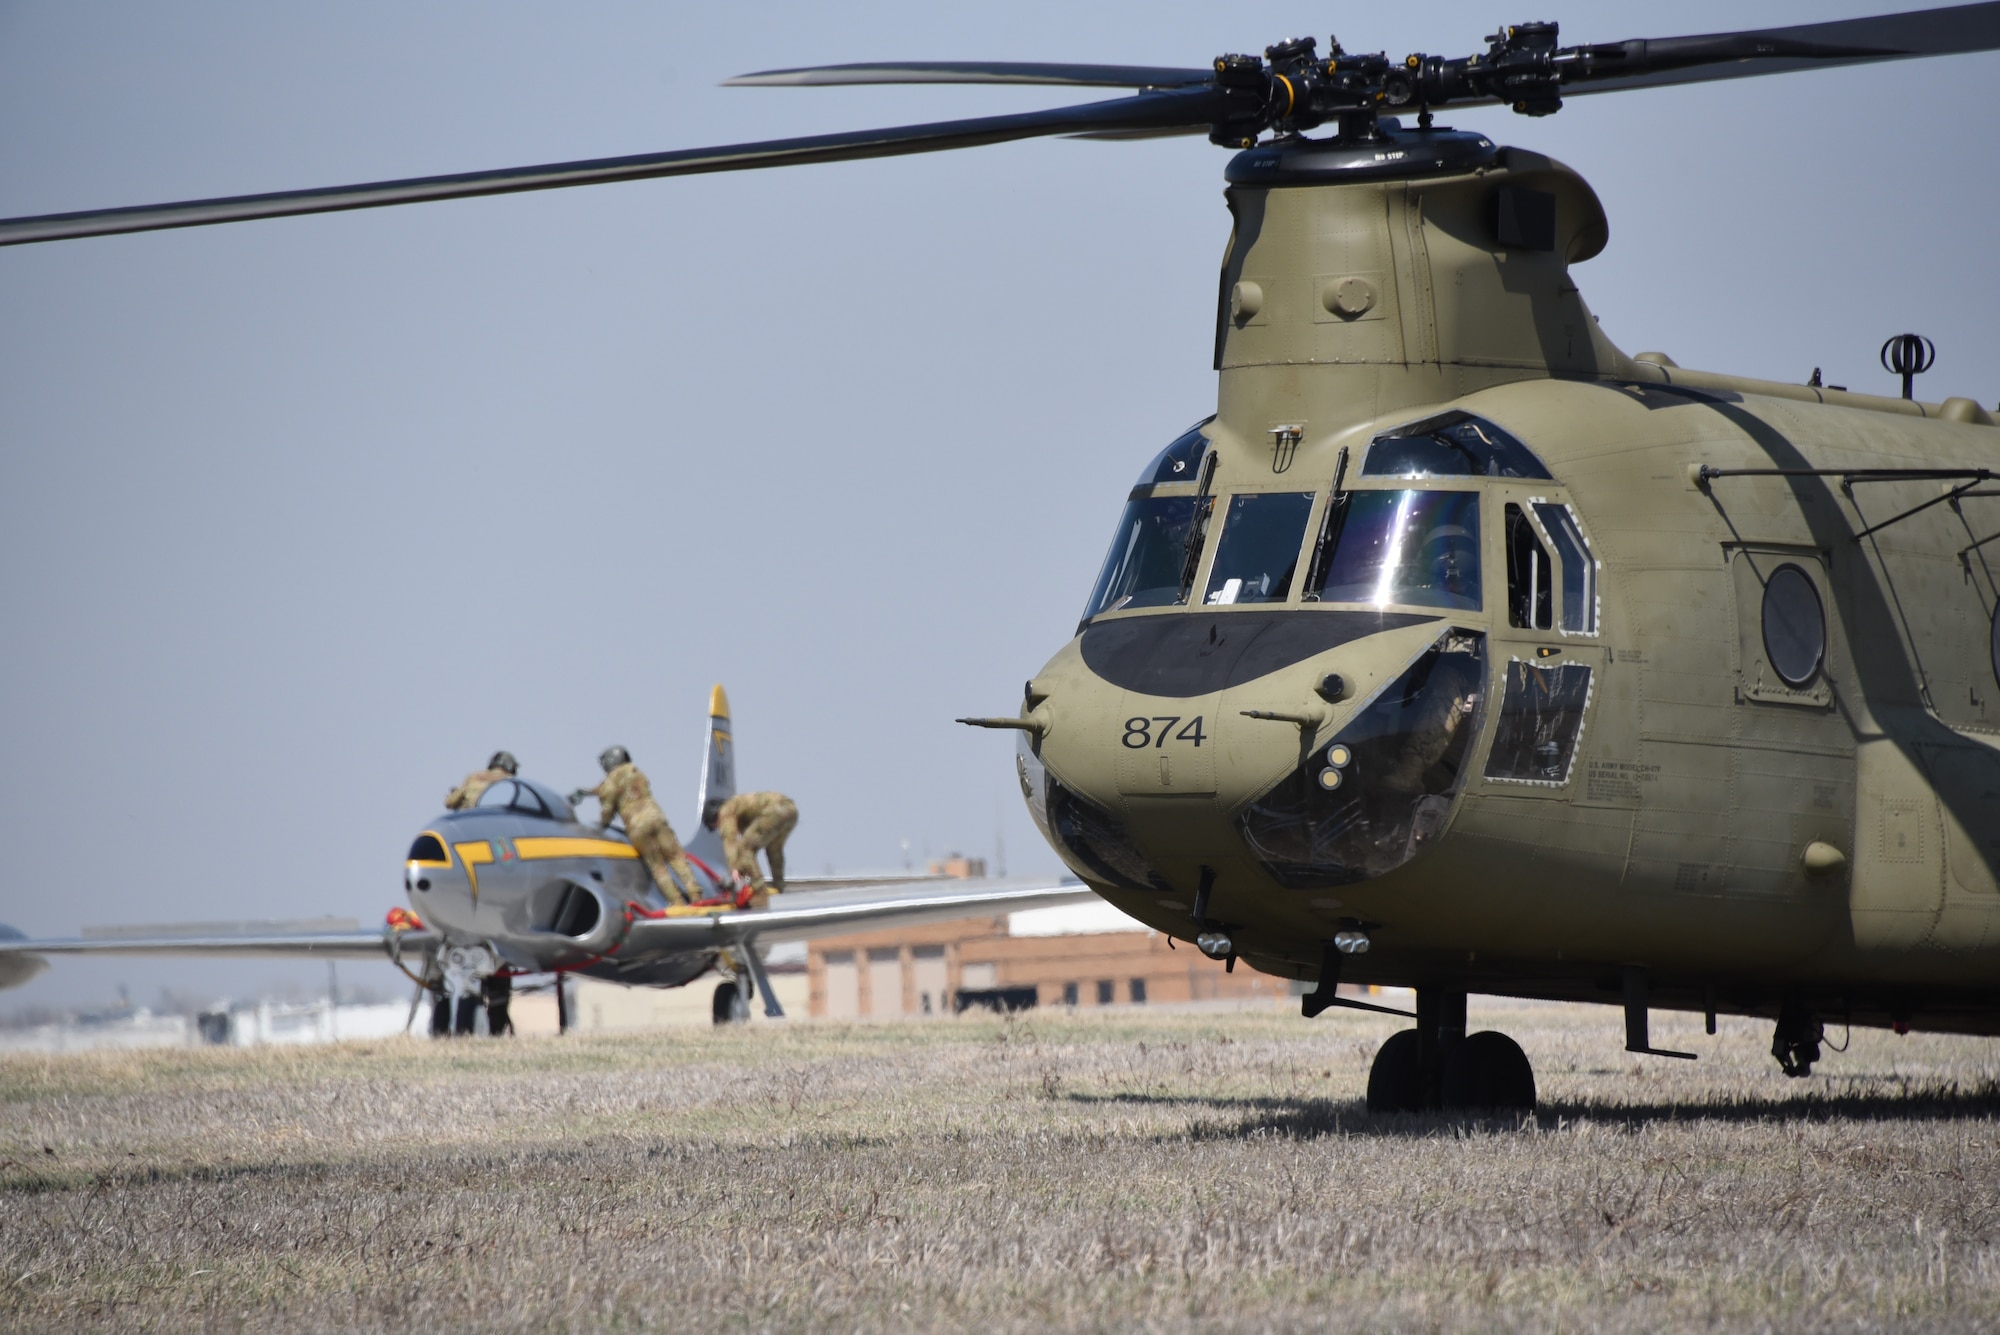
[4,5,1999,1110]
[0,687,1089,1030]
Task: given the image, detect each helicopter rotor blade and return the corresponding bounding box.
[0,86,1221,248]
[726,60,1214,90]
[1555,1,2000,99]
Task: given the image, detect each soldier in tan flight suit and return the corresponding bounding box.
[574,746,699,905]
[716,791,799,900]
[445,751,518,810]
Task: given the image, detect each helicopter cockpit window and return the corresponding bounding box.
[1204,492,1314,605]
[1316,490,1481,612]
[1362,412,1553,480]
[1138,421,1213,486]
[1533,502,1598,634]
[1082,495,1209,620]
[1505,504,1552,630]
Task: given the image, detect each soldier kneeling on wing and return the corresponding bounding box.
[445,750,518,810]
[569,746,699,906]
[716,790,799,907]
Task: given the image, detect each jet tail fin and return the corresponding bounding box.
[686,684,736,867]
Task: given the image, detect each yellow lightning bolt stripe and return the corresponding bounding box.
[453,840,496,904]
[513,837,640,861]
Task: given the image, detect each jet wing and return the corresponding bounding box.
[618,876,1098,954]
[0,919,438,989]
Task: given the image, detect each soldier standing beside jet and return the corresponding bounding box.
[572,747,699,905]
[715,791,798,903]
[444,751,518,810]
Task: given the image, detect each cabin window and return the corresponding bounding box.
[1505,504,1552,630]
[1203,491,1315,605]
[1316,489,1481,612]
[1729,550,1833,707]
[1082,495,1210,619]
[1362,411,1552,480]
[1533,502,1599,634]
[1762,563,1826,687]
[1484,660,1593,784]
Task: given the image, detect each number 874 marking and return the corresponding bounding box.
[1121,716,1207,749]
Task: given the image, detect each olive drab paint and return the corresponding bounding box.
[1006,138,2000,1037]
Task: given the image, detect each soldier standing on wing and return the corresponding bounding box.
[716,790,799,903]
[571,747,699,905]
[445,751,519,810]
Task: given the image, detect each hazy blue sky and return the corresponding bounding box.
[2,2,1995,1008]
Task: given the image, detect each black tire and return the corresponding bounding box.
[1366,1029,1423,1113]
[712,980,750,1026]
[482,975,513,1037]
[454,995,480,1036]
[429,994,451,1037]
[1442,1030,1536,1111]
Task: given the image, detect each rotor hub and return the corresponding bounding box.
[1225,124,1501,186]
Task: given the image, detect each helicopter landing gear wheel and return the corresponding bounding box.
[1772,1004,1823,1077]
[1365,1029,1422,1113]
[453,995,480,1036]
[1441,1030,1536,1111]
[712,979,750,1025]
[429,994,451,1037]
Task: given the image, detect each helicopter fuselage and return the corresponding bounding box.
[1010,129,2000,1037]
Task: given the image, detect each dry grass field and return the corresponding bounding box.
[3,1000,1998,1333]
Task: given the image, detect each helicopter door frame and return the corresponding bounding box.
[1469,484,1604,795]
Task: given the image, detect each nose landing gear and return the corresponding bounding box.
[1363,988,1536,1113]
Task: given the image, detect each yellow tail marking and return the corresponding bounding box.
[514,837,639,861]
[709,683,731,719]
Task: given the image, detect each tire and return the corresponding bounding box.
[1366,1029,1423,1113]
[454,995,480,1036]
[482,975,513,1037]
[429,995,451,1037]
[1442,1030,1536,1112]
[712,980,750,1025]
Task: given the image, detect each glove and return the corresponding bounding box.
[566,789,591,806]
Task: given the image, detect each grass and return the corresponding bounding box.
[2,1001,1998,1332]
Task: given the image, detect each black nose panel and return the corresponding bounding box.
[1080,610,1437,698]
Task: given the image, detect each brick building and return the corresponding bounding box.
[805,900,1286,1019]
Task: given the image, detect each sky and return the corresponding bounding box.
[1,1,1996,1010]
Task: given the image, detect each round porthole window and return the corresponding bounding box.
[1762,563,1826,687]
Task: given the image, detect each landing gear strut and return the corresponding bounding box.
[1772,1003,1823,1077]
[1364,987,1535,1113]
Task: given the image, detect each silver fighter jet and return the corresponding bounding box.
[0,687,1089,1029]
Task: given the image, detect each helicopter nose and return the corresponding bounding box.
[1027,616,1483,897]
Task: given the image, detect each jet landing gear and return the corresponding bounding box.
[1364,988,1536,1114]
[712,974,751,1025]
[427,944,509,1037]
